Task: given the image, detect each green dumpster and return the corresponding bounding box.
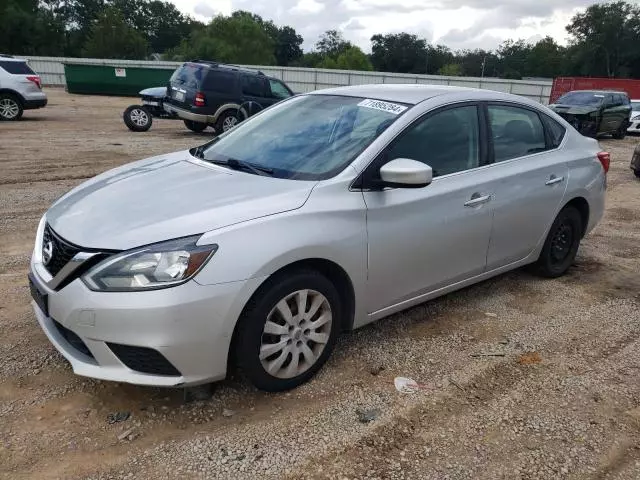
[64,63,176,96]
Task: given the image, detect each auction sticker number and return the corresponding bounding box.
[358,98,407,115]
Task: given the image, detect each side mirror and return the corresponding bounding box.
[378,158,433,189]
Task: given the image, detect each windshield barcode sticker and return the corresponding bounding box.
[358,99,407,115]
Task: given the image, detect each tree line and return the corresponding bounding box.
[2,0,640,79]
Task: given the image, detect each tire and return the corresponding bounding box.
[234,270,342,392]
[123,105,152,132]
[183,119,207,132]
[0,93,23,121]
[634,169,640,178]
[612,124,627,139]
[535,206,583,278]
[214,110,239,134]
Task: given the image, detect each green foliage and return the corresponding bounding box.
[315,30,352,59]
[170,14,276,65]
[336,46,372,71]
[438,63,463,76]
[82,7,149,59]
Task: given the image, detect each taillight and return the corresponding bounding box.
[597,151,610,173]
[26,75,41,89]
[194,92,205,107]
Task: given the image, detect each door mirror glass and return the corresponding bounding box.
[379,158,432,188]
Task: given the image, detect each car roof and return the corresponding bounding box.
[567,90,629,95]
[0,55,26,62]
[309,84,508,105]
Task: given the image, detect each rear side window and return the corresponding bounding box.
[0,61,35,75]
[170,63,206,89]
[542,115,566,148]
[488,105,547,162]
[241,75,268,97]
[202,70,236,94]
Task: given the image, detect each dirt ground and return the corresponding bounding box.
[1,89,640,480]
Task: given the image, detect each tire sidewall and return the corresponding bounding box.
[123,105,152,132]
[236,271,342,392]
[183,119,207,132]
[215,110,237,134]
[538,207,583,278]
[0,94,23,121]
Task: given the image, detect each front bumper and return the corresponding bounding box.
[29,260,261,387]
[627,119,640,133]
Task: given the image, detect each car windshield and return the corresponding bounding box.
[199,95,407,180]
[556,92,604,106]
[631,101,640,110]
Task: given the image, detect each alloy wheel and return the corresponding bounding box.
[129,108,149,127]
[259,289,332,379]
[222,116,238,131]
[0,98,20,120]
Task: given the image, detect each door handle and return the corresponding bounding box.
[545,175,564,186]
[464,194,492,207]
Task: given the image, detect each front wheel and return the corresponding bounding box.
[123,105,152,132]
[235,270,342,391]
[183,119,207,132]
[612,124,627,139]
[535,206,583,278]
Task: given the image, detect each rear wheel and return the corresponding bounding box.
[535,206,583,278]
[0,93,23,121]
[234,270,341,391]
[123,105,152,132]
[183,119,207,132]
[634,169,640,178]
[214,110,238,134]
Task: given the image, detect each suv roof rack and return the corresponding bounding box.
[188,59,265,76]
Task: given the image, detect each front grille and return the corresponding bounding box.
[107,343,181,376]
[52,319,94,359]
[43,224,81,276]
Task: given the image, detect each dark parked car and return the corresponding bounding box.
[163,60,294,133]
[548,90,632,139]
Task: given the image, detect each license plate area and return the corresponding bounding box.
[142,100,159,106]
[28,274,49,317]
[172,90,185,102]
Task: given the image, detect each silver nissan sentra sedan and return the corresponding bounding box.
[29,85,607,391]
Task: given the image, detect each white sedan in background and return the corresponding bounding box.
[628,100,640,133]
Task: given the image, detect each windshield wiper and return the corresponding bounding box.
[210,158,274,176]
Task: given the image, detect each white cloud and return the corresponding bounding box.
[168,0,602,51]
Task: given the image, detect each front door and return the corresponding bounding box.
[363,104,495,314]
[484,104,569,269]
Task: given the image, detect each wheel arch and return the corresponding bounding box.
[226,257,357,372]
[562,196,590,237]
[0,88,25,104]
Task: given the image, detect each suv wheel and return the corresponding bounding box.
[123,105,152,132]
[612,124,627,139]
[235,270,341,391]
[0,94,23,121]
[215,110,238,134]
[183,119,207,132]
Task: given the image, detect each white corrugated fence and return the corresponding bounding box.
[21,55,553,104]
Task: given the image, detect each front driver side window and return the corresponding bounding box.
[385,105,480,178]
[269,79,292,99]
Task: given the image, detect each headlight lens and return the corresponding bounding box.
[83,236,217,291]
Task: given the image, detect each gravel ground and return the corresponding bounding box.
[1,89,639,480]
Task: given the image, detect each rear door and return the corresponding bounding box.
[485,103,569,269]
[240,74,272,108]
[600,94,620,133]
[200,70,238,113]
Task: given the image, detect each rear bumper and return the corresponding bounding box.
[163,103,210,123]
[24,98,47,109]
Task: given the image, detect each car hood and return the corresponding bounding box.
[548,104,599,115]
[46,151,316,250]
[139,86,167,98]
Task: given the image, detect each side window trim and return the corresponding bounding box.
[357,101,484,188]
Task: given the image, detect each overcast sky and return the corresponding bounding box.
[168,0,606,52]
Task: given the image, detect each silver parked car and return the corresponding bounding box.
[29,85,607,391]
[0,55,47,121]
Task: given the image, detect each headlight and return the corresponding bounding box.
[83,235,217,291]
